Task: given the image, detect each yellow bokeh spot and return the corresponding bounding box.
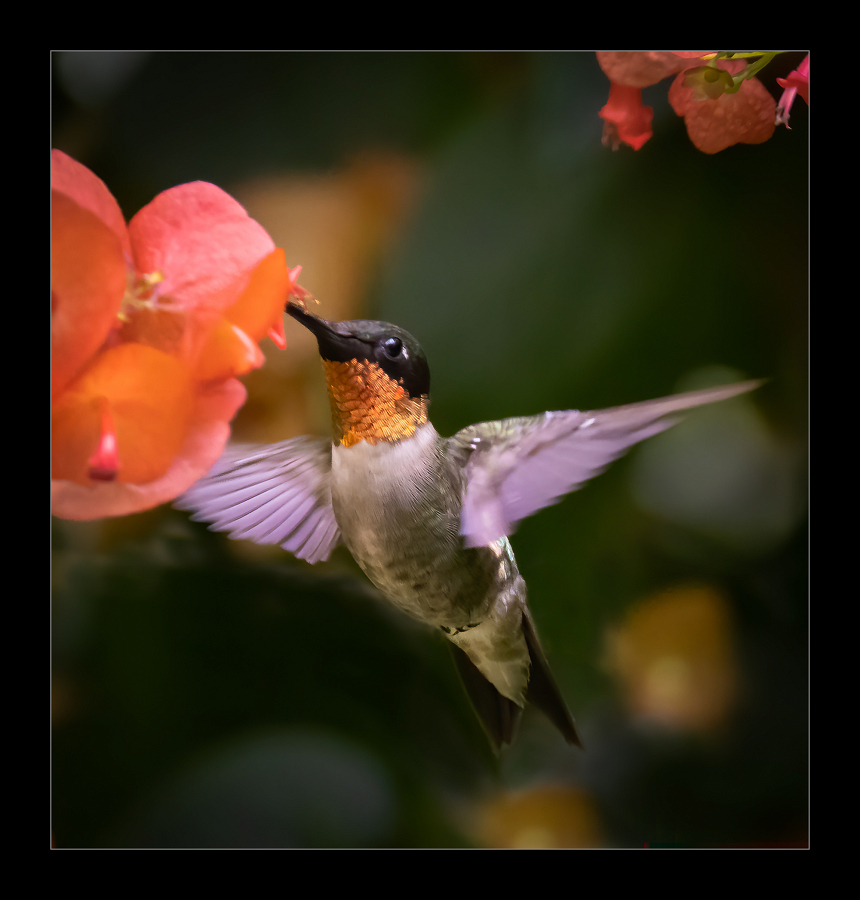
[605,584,738,733]
[473,785,604,849]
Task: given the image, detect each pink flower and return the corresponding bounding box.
[596,52,709,151]
[776,55,809,127]
[596,51,691,89]
[668,58,776,154]
[599,82,654,151]
[597,52,779,154]
[51,150,303,520]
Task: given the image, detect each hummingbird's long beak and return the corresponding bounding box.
[286,301,335,338]
[287,302,370,363]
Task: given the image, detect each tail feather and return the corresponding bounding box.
[451,644,522,751]
[451,610,583,750]
[521,609,583,748]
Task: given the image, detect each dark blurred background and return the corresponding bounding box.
[51,51,808,848]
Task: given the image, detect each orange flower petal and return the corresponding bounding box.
[268,320,287,349]
[51,150,131,258]
[51,378,247,521]
[52,343,193,486]
[51,191,127,398]
[225,248,292,342]
[117,305,187,356]
[128,181,275,313]
[193,317,265,382]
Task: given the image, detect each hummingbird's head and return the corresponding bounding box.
[287,302,430,447]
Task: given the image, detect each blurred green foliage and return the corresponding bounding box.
[52,51,807,848]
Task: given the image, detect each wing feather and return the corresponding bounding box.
[176,437,341,563]
[456,381,761,547]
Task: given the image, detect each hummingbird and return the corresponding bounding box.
[178,302,759,751]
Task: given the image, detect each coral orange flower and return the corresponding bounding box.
[596,52,709,152]
[596,51,690,89]
[597,52,782,154]
[51,150,304,520]
[598,82,654,151]
[668,58,775,154]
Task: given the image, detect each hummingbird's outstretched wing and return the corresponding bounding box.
[454,380,762,548]
[176,437,341,564]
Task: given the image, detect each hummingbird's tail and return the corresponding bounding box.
[451,644,523,751]
[451,609,583,751]
[521,607,583,748]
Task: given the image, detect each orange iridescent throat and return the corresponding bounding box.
[322,358,429,447]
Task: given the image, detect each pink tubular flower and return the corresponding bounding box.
[599,82,654,151]
[51,150,304,520]
[776,55,809,127]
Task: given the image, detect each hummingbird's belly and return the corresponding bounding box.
[329,428,504,627]
[345,524,501,626]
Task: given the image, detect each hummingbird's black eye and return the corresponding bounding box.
[382,337,403,359]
